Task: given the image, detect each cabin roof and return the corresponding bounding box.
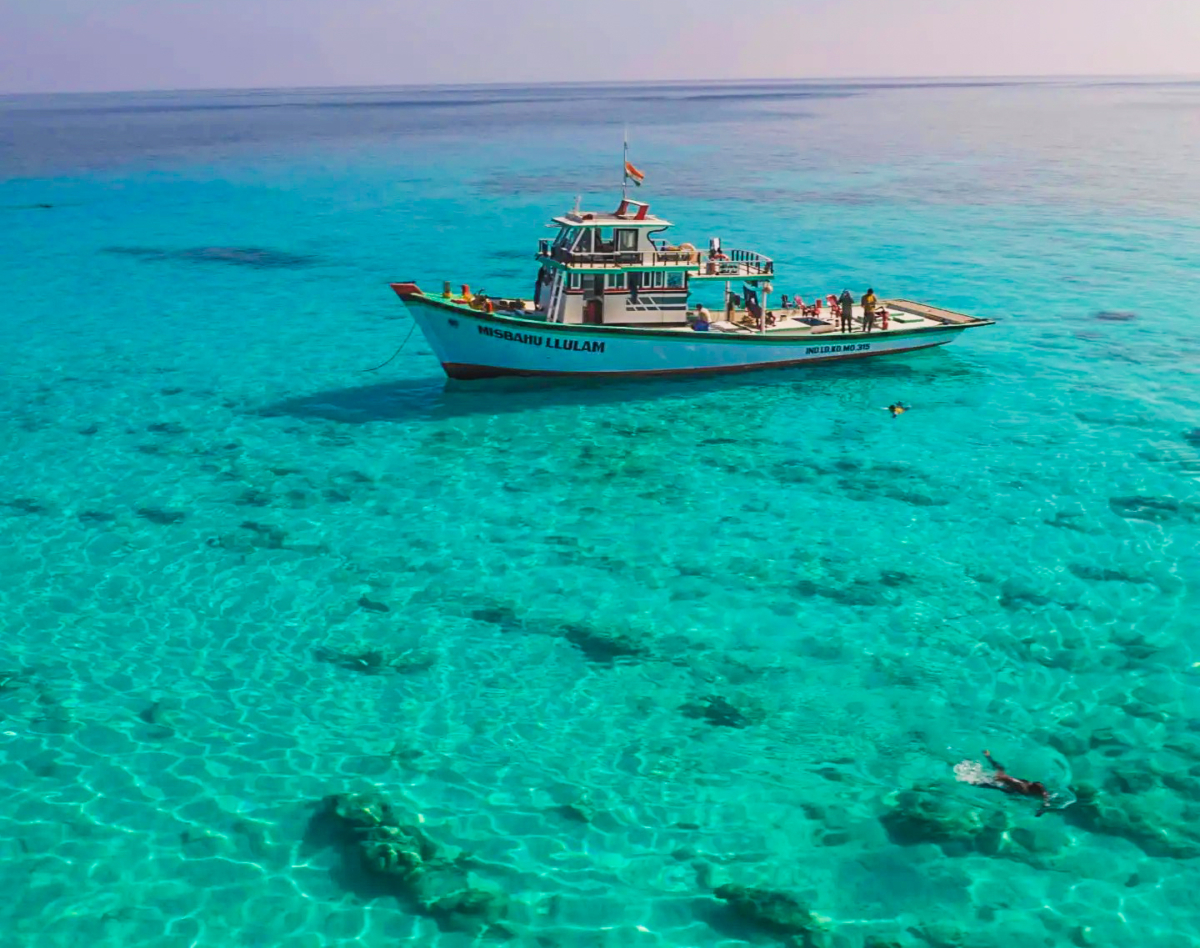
[552,212,671,228]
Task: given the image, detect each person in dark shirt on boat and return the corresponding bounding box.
[861,288,878,332]
[838,289,854,333]
[979,750,1053,816]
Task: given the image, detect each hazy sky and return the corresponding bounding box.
[1,0,1197,94]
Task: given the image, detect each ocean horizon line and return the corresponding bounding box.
[3,71,1199,100]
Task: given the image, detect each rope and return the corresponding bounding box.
[360,320,417,373]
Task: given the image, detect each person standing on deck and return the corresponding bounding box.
[838,289,854,333]
[861,287,878,332]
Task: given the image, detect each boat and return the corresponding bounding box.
[390,184,993,380]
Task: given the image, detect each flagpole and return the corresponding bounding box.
[622,128,628,201]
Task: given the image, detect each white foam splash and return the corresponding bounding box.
[953,759,988,785]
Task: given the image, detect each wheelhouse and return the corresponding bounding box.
[533,198,773,326]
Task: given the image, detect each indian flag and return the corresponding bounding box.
[624,160,645,186]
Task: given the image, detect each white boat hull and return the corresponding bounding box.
[395,291,972,380]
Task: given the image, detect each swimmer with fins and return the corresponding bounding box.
[887,402,910,418]
[979,750,1052,817]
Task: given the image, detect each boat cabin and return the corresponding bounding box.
[533,198,773,326]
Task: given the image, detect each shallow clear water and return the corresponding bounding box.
[3,79,1200,948]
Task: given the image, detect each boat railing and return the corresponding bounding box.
[692,249,775,278]
[537,243,665,268]
[724,249,774,275]
[536,242,771,273]
[652,248,702,266]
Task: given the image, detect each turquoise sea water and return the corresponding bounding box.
[3,79,1200,947]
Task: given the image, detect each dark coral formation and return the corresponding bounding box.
[137,507,187,525]
[1067,563,1148,584]
[879,784,1074,870]
[179,246,319,268]
[235,488,273,507]
[561,622,647,663]
[1044,511,1092,532]
[471,605,522,630]
[207,521,331,556]
[105,245,320,269]
[1109,495,1199,524]
[0,669,67,735]
[880,786,1008,855]
[791,578,890,607]
[78,510,115,525]
[238,521,286,548]
[998,579,1081,612]
[470,603,651,665]
[681,694,760,728]
[713,884,826,946]
[0,668,32,697]
[208,521,286,551]
[3,498,49,515]
[1062,781,1200,858]
[319,793,508,933]
[551,802,593,824]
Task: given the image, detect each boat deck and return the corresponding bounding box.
[660,299,981,336]
[466,293,986,336]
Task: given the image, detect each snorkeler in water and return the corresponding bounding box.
[980,750,1052,817]
[887,402,910,418]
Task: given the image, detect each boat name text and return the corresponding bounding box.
[478,325,605,353]
[805,343,872,355]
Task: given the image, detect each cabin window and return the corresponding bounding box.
[569,272,581,289]
[553,227,575,249]
[666,272,684,288]
[607,272,626,290]
[597,228,614,253]
[617,229,638,252]
[574,229,593,253]
[650,271,664,288]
